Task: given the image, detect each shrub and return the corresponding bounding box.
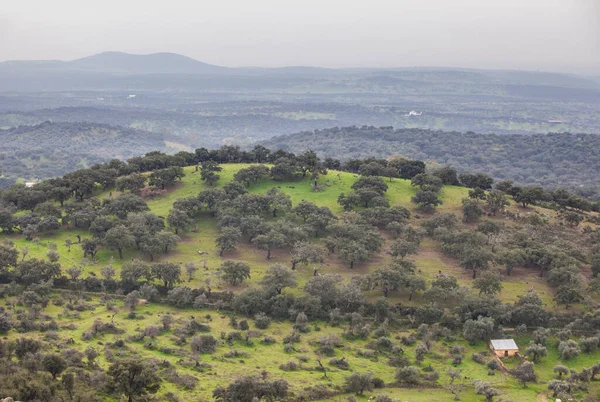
[283,331,301,344]
[422,370,440,382]
[396,365,420,384]
[279,361,299,371]
[254,312,271,329]
[558,340,581,360]
[329,357,350,370]
[318,335,342,356]
[261,336,276,344]
[401,334,416,346]
[226,331,243,342]
[487,359,499,371]
[472,352,487,365]
[190,335,218,354]
[344,372,373,396]
[388,355,410,368]
[372,377,385,388]
[579,337,599,354]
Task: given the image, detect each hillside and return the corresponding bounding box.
[0,147,599,401]
[264,126,600,199]
[0,121,173,183]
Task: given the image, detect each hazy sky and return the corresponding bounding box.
[1,0,598,73]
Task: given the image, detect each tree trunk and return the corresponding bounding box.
[472,269,477,279]
[220,249,224,257]
[350,261,354,269]
[118,248,123,259]
[409,292,414,301]
[267,249,271,259]
[273,209,277,217]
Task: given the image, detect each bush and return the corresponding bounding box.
[472,352,487,365]
[401,334,416,346]
[388,354,410,368]
[372,377,385,388]
[190,335,218,354]
[558,340,581,360]
[329,357,350,370]
[283,331,301,344]
[396,365,420,384]
[261,336,276,344]
[422,370,439,382]
[223,350,250,358]
[344,372,373,396]
[254,312,271,329]
[579,337,599,354]
[279,361,299,371]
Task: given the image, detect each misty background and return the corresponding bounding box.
[1,0,599,73]
[0,0,599,199]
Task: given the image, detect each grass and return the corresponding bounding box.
[1,164,563,301]
[2,163,598,400]
[7,293,599,401]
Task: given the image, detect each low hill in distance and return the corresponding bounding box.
[264,126,600,199]
[0,121,175,182]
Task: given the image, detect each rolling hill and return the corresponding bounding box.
[0,121,174,182]
[264,126,600,199]
[0,151,599,401]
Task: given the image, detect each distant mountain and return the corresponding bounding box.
[0,52,228,75]
[1,51,599,96]
[70,51,228,74]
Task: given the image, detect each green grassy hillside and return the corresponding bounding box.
[1,162,599,402]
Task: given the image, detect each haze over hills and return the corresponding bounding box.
[0,51,599,195]
[0,52,228,75]
[1,51,599,92]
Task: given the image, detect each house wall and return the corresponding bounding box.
[493,349,518,357]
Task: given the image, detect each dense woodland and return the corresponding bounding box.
[0,122,169,185]
[0,144,599,401]
[266,126,600,200]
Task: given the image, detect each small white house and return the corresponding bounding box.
[490,339,519,357]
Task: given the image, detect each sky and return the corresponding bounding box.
[0,0,598,74]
